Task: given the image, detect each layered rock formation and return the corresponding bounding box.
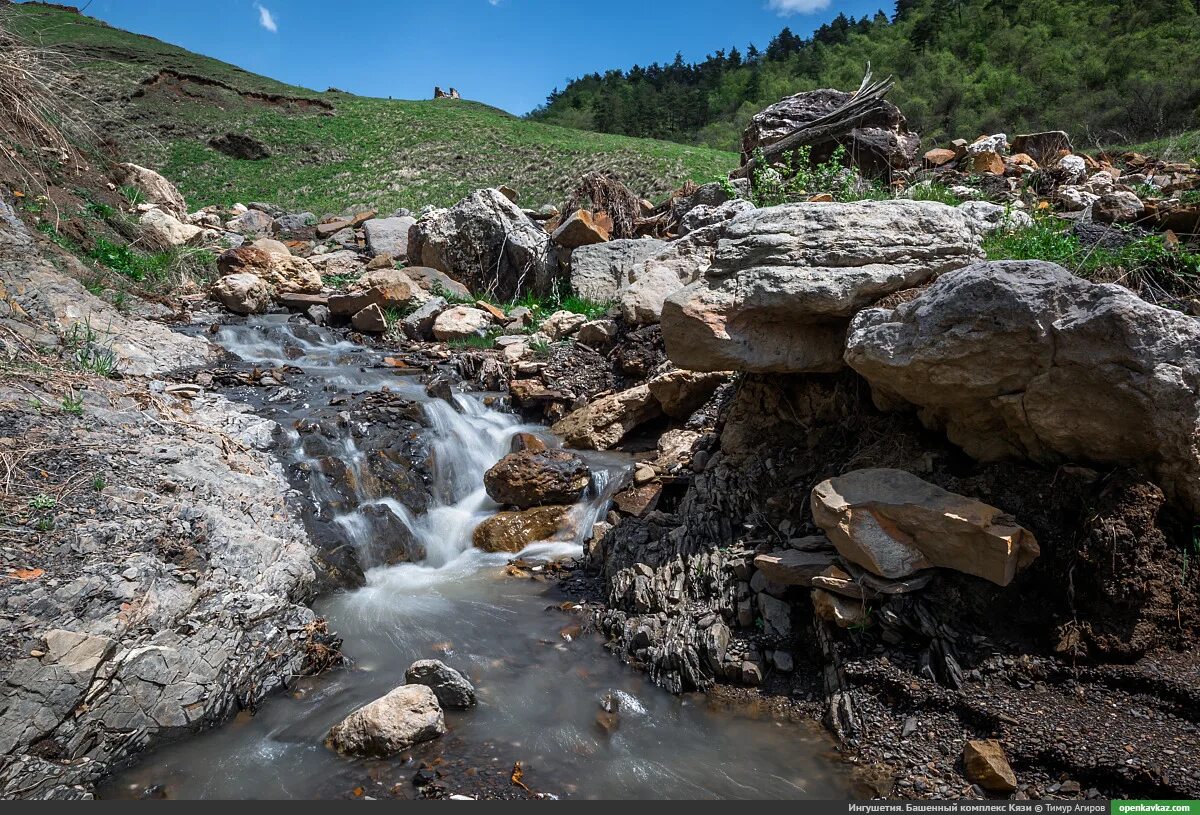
[662,200,982,373]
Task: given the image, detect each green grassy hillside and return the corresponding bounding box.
[5,2,737,214]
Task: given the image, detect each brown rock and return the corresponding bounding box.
[753,549,836,586]
[811,468,1038,587]
[551,384,662,450]
[483,449,591,508]
[811,588,866,628]
[809,565,869,600]
[350,210,378,228]
[924,148,957,168]
[647,369,728,419]
[970,151,1006,175]
[218,246,323,294]
[476,300,507,322]
[330,268,428,317]
[365,253,394,271]
[509,379,563,407]
[472,505,575,553]
[510,432,547,453]
[217,245,268,275]
[317,219,352,237]
[963,739,1018,793]
[1159,205,1200,234]
[1007,153,1039,169]
[351,303,387,333]
[552,210,610,249]
[612,483,662,518]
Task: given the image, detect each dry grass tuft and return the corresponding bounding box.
[0,10,93,194]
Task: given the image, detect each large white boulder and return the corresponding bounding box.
[845,260,1200,513]
[212,273,271,314]
[661,200,982,373]
[570,238,667,302]
[113,163,188,218]
[363,216,417,259]
[408,189,554,300]
[326,684,445,757]
[432,305,493,341]
[139,208,202,247]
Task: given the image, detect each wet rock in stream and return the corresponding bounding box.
[282,388,437,587]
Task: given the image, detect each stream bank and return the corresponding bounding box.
[93,316,851,800]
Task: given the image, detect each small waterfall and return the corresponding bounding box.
[212,317,626,575]
[102,315,849,800]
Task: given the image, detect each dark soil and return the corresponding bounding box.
[575,369,1200,801]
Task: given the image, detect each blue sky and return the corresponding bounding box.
[60,0,887,114]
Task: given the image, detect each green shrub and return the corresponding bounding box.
[985,217,1200,307]
[88,239,215,290]
[751,145,858,207]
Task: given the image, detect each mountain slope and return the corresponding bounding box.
[530,0,1200,153]
[4,2,736,213]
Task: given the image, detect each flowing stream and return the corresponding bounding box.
[101,316,848,800]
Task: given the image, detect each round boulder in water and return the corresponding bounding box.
[472,505,576,553]
[325,684,445,757]
[483,449,591,509]
[405,659,477,709]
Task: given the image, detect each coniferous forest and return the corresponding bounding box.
[529,0,1200,150]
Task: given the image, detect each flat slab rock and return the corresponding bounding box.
[662,200,982,374]
[551,384,663,451]
[811,468,1039,587]
[752,549,836,585]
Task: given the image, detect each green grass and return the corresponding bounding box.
[322,273,358,289]
[1112,130,1200,165]
[555,296,612,320]
[85,238,215,288]
[6,3,738,215]
[985,217,1200,306]
[907,183,962,207]
[61,392,84,416]
[435,284,611,326]
[62,319,119,378]
[447,331,505,350]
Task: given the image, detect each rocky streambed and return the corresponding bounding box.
[94,316,851,800]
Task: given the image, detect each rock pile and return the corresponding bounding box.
[917,130,1200,239]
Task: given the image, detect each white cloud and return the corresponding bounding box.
[254,3,278,32]
[766,0,832,14]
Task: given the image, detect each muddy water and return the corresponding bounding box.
[102,316,849,800]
